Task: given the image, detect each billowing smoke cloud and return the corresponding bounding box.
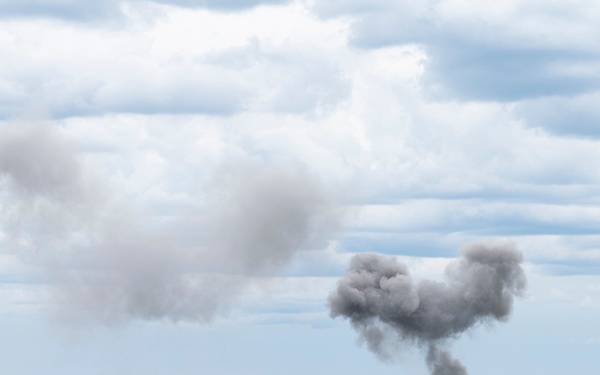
[0,123,341,324]
[328,242,526,374]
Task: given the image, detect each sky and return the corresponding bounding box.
[0,1,599,374]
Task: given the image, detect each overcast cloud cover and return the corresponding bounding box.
[1,1,599,374]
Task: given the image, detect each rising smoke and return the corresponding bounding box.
[0,123,341,324]
[328,242,526,374]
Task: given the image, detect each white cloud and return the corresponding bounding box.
[313,0,600,101]
[0,4,350,118]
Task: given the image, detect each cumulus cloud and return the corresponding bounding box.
[206,38,350,116]
[312,0,600,101]
[0,9,349,119]
[88,70,247,116]
[0,53,249,119]
[328,241,526,373]
[0,123,341,324]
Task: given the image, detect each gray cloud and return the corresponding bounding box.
[313,0,600,101]
[0,0,289,21]
[157,0,289,11]
[0,0,121,21]
[0,123,341,325]
[515,91,600,138]
[421,42,599,101]
[0,69,248,119]
[328,241,526,373]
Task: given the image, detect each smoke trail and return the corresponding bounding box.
[427,346,467,375]
[0,123,341,324]
[328,241,526,373]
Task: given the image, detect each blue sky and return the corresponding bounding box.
[0,1,599,374]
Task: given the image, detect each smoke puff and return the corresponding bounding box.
[328,241,526,373]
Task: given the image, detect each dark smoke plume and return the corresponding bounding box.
[328,242,526,374]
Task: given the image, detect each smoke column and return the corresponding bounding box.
[328,242,526,374]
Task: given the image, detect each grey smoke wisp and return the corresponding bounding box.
[427,346,467,375]
[206,161,340,275]
[0,123,96,256]
[0,124,341,324]
[328,242,527,374]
